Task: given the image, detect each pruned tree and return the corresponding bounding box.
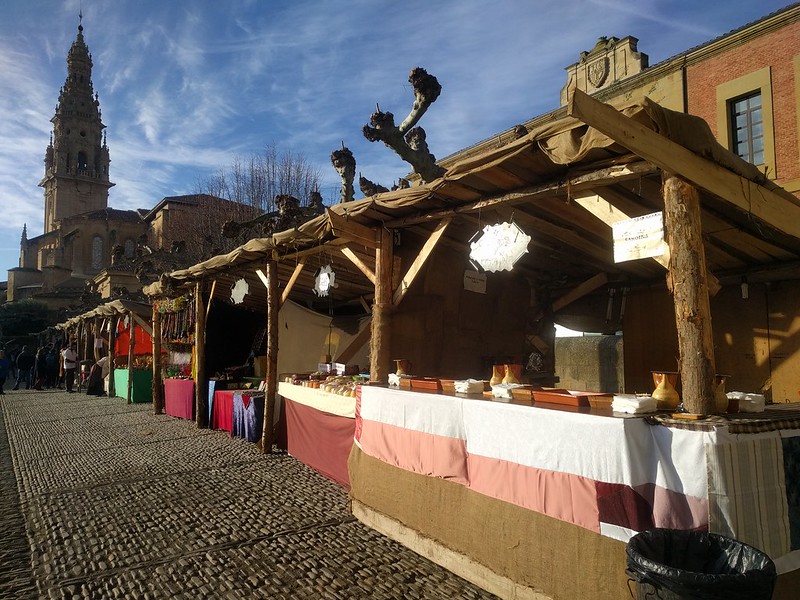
[359,175,389,197]
[331,145,356,203]
[221,193,326,240]
[195,144,323,250]
[362,67,446,183]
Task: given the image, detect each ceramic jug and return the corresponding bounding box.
[489,365,505,386]
[714,374,730,414]
[502,364,522,385]
[394,359,411,375]
[651,371,680,411]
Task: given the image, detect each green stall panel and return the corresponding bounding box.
[113,369,153,404]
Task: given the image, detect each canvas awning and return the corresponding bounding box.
[143,94,800,313]
[57,299,153,330]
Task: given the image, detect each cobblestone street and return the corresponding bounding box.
[0,390,497,599]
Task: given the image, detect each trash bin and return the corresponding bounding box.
[626,528,776,600]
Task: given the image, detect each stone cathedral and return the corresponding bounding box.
[7,19,147,309]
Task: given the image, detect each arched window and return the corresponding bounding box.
[77,151,88,172]
[91,236,103,270]
[124,239,135,258]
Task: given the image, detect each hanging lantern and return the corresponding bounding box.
[314,265,336,297]
[468,221,530,272]
[230,278,249,304]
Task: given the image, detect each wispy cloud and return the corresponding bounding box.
[0,0,790,276]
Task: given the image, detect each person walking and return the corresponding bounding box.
[0,349,10,395]
[12,346,35,390]
[33,347,48,390]
[61,343,78,393]
[45,347,59,388]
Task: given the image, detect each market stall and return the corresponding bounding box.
[163,377,194,420]
[111,308,155,404]
[206,388,265,442]
[277,381,357,488]
[142,89,800,599]
[56,299,154,400]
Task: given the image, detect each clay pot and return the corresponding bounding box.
[652,371,680,411]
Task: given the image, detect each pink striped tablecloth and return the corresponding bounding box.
[356,386,800,573]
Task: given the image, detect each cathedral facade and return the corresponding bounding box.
[7,19,147,309]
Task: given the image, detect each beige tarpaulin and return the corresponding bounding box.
[277,300,369,376]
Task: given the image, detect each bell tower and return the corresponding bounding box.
[40,14,114,234]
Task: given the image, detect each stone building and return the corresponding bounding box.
[6,19,146,309]
[5,19,252,312]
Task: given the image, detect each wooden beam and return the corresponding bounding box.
[568,88,800,240]
[194,281,207,428]
[151,305,163,415]
[127,311,135,405]
[341,246,376,285]
[552,272,609,312]
[327,208,378,248]
[371,228,394,382]
[107,316,116,397]
[206,279,217,319]
[574,190,722,295]
[335,318,372,365]
[573,191,671,269]
[383,161,656,229]
[280,259,306,307]
[393,217,452,306]
[663,174,717,415]
[129,312,153,337]
[493,205,613,270]
[262,259,279,453]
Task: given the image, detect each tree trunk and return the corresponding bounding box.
[662,173,716,415]
[262,259,279,454]
[152,306,163,414]
[108,316,116,397]
[194,282,207,428]
[370,228,394,382]
[127,311,135,405]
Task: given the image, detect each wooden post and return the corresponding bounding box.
[108,316,116,397]
[662,173,716,415]
[84,318,92,364]
[93,316,102,361]
[76,320,84,364]
[370,227,394,382]
[127,311,135,405]
[152,305,163,414]
[195,282,208,428]
[262,259,278,454]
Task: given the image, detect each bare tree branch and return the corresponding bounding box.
[362,67,446,183]
[331,145,356,203]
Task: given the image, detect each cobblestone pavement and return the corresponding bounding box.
[0,389,498,599]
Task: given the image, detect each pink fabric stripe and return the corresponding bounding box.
[358,419,468,484]
[467,453,600,532]
[634,482,709,531]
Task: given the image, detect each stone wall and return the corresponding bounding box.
[554,335,624,393]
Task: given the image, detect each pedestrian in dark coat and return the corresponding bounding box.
[33,347,48,390]
[13,346,35,390]
[0,350,10,395]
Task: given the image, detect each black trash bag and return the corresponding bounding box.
[626,528,776,600]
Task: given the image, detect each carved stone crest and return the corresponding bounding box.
[587,57,609,88]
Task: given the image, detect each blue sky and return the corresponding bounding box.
[0,0,793,278]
